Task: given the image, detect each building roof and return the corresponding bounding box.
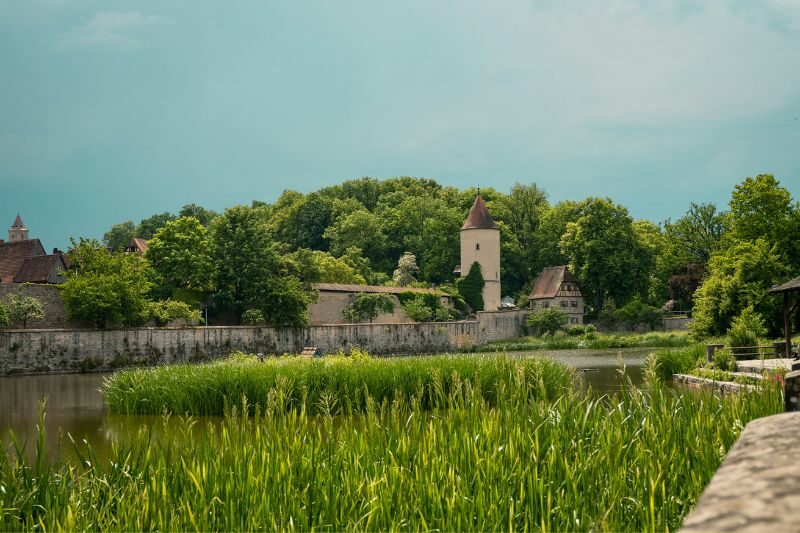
[314,283,447,296]
[0,239,45,284]
[528,266,581,300]
[461,194,499,231]
[770,276,800,294]
[13,254,66,283]
[11,214,25,228]
[126,238,149,253]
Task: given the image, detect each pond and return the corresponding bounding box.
[0,348,652,461]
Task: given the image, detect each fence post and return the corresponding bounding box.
[785,371,800,412]
[706,344,724,363]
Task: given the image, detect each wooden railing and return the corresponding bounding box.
[706,342,794,361]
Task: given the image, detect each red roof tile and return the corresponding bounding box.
[0,239,45,284]
[461,195,499,230]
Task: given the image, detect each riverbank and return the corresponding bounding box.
[476,331,692,352]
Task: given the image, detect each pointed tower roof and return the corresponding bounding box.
[461,194,499,230]
[12,214,25,228]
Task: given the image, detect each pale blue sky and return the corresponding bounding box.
[2,0,799,249]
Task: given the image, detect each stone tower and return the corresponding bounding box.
[8,214,29,243]
[460,194,501,310]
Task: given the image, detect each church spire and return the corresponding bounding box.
[8,214,29,242]
[461,194,499,231]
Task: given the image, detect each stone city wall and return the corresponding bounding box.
[0,310,530,375]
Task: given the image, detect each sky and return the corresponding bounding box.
[1,0,799,250]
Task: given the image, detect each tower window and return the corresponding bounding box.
[476,243,480,250]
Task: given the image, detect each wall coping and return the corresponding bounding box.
[681,412,800,531]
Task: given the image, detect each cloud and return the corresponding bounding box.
[52,11,159,50]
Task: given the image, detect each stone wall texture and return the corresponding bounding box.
[0,309,529,375]
[0,284,67,329]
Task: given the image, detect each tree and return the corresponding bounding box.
[492,182,549,270]
[287,249,366,285]
[343,293,396,323]
[103,221,137,251]
[459,262,485,312]
[323,209,387,266]
[526,308,568,336]
[664,203,727,264]
[615,297,662,331]
[531,201,582,274]
[241,309,266,325]
[179,204,219,227]
[137,212,177,240]
[726,306,768,353]
[212,206,311,327]
[667,264,705,310]
[6,293,45,327]
[393,252,419,287]
[690,239,787,338]
[560,198,649,313]
[401,295,433,322]
[269,192,333,251]
[61,239,155,328]
[146,217,215,293]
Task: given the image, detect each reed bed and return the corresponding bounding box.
[1,375,782,531]
[476,331,692,352]
[103,352,574,415]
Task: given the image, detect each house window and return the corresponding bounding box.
[560,300,568,307]
[476,243,480,250]
[543,302,549,308]
[571,301,578,307]
[570,317,577,324]
[530,301,535,309]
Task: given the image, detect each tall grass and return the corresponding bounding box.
[644,344,706,382]
[477,331,692,352]
[1,378,782,531]
[103,352,574,415]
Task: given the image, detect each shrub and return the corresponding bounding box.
[526,308,568,336]
[616,297,663,331]
[434,306,452,321]
[149,300,202,326]
[241,309,266,325]
[402,295,433,321]
[712,349,737,371]
[727,306,767,355]
[567,324,596,336]
[0,300,9,327]
[458,262,484,312]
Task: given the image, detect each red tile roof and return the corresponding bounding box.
[314,283,446,296]
[528,266,581,300]
[461,195,499,230]
[0,239,45,284]
[13,254,66,283]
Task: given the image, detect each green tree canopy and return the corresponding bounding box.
[61,239,155,328]
[146,216,215,293]
[179,204,219,227]
[343,293,396,323]
[6,293,45,328]
[392,252,419,287]
[103,221,137,251]
[137,212,178,240]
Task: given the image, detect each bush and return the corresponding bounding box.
[567,324,596,336]
[241,309,266,325]
[526,308,568,336]
[402,295,433,321]
[0,300,9,327]
[458,262,484,312]
[727,306,767,355]
[149,300,202,326]
[712,349,737,371]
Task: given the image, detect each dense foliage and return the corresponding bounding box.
[4,293,45,327]
[94,173,798,335]
[0,299,9,327]
[459,262,485,312]
[1,357,782,531]
[525,307,568,335]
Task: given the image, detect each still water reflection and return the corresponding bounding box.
[0,348,651,461]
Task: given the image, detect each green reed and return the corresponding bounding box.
[477,331,693,353]
[1,366,783,532]
[103,352,574,416]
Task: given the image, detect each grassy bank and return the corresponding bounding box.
[103,352,573,415]
[476,331,692,352]
[1,376,782,531]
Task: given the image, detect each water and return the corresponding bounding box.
[0,348,651,461]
